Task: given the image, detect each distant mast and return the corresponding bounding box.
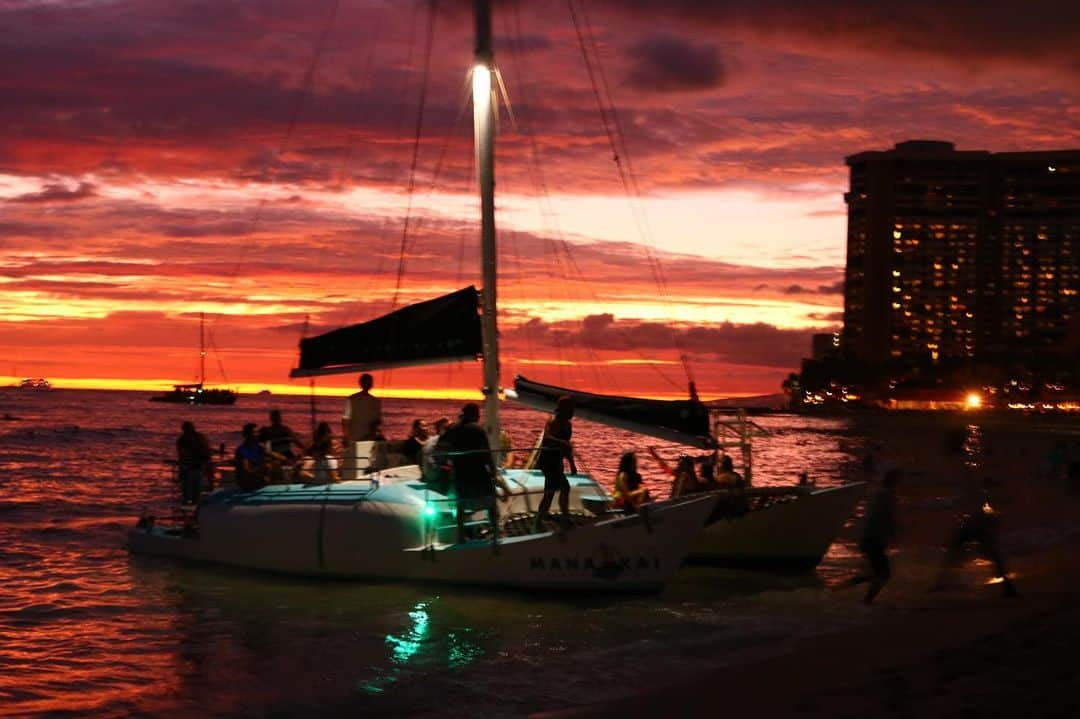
[474,0,499,448]
[199,311,206,387]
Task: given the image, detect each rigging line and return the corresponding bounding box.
[302,314,317,438]
[228,0,342,281]
[509,5,676,393]
[401,77,471,390]
[568,0,694,388]
[501,7,582,389]
[333,0,388,190]
[579,0,695,387]
[418,77,473,284]
[205,328,230,385]
[378,0,424,389]
[372,0,422,300]
[211,0,341,372]
[390,0,440,311]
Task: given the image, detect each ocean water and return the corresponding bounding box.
[0,389,1069,717]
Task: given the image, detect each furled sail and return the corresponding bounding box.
[290,286,483,377]
[509,375,716,449]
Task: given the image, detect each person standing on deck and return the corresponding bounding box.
[439,403,510,543]
[342,373,382,445]
[176,421,211,505]
[533,396,577,532]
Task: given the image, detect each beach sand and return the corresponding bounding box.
[535,420,1080,719]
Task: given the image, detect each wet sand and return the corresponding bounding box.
[535,417,1080,719]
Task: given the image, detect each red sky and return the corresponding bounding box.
[1,0,1076,399]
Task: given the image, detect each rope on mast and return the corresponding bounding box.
[391,0,441,311]
[567,0,697,391]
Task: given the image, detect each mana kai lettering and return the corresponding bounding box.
[528,555,661,572]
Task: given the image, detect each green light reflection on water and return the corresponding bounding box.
[386,601,431,664]
[359,598,485,695]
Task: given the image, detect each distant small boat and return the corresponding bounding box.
[150,312,238,405]
[149,383,237,406]
[18,378,51,390]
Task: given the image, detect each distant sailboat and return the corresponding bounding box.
[150,312,237,405]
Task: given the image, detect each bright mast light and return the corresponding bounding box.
[964,392,983,410]
[472,64,492,173]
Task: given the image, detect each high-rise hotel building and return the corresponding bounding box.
[842,140,1080,366]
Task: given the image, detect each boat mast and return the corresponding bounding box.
[474,0,500,449]
[199,311,206,387]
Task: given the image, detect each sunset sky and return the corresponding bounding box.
[2,0,1076,399]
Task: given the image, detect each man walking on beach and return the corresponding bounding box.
[846,468,900,604]
[931,477,1019,598]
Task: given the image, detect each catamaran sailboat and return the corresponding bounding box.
[510,376,865,569]
[128,1,719,592]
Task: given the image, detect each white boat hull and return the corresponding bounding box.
[128,481,718,592]
[690,483,866,568]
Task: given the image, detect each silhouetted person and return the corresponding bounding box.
[342,373,382,444]
[714,454,743,488]
[931,477,1018,598]
[612,451,650,514]
[402,418,429,465]
[258,409,303,461]
[646,447,700,498]
[440,403,510,542]
[848,468,900,605]
[176,421,211,505]
[301,421,340,484]
[234,423,270,491]
[421,416,451,489]
[533,396,577,532]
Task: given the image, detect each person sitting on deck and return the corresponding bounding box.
[714,454,744,488]
[439,403,511,543]
[258,409,304,462]
[402,418,429,465]
[498,429,515,469]
[648,447,701,498]
[300,421,340,484]
[611,451,650,514]
[234,423,272,491]
[696,451,719,490]
[421,416,452,491]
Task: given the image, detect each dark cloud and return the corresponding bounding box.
[625,35,725,92]
[781,280,844,295]
[508,313,826,368]
[607,1,1080,75]
[9,182,96,204]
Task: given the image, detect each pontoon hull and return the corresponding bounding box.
[690,483,865,568]
[128,482,718,592]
